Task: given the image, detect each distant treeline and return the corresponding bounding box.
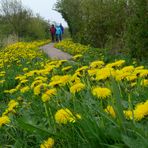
[56,0,148,59]
[0,0,50,46]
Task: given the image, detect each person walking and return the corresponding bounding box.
[59,23,64,41]
[55,24,62,42]
[50,24,56,42]
[60,23,64,34]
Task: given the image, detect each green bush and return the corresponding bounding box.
[56,0,148,60]
[125,0,148,59]
[0,0,50,42]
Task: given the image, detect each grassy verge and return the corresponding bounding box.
[0,40,148,147]
[55,39,148,67]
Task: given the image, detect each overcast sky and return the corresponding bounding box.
[22,0,68,27]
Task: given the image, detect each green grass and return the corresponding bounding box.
[0,40,148,148]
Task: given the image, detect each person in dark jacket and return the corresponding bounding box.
[50,24,56,42]
[60,23,64,34]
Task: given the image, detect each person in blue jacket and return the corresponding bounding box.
[55,24,62,42]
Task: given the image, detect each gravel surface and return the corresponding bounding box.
[40,43,72,60]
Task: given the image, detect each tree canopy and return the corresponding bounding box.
[56,0,148,59]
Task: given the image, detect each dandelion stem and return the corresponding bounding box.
[44,103,50,127]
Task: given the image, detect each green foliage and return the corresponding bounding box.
[56,0,148,59]
[63,28,71,39]
[25,16,50,41]
[0,0,50,43]
[56,0,126,48]
[125,0,148,59]
[56,0,83,39]
[0,41,148,147]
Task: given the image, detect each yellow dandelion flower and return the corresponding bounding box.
[20,79,28,84]
[0,80,5,84]
[113,70,129,81]
[4,88,17,94]
[62,66,72,72]
[141,79,148,87]
[96,68,113,81]
[25,70,37,77]
[46,88,57,96]
[23,68,28,72]
[121,66,134,73]
[0,73,5,77]
[106,60,125,68]
[76,66,88,73]
[41,94,50,102]
[55,108,74,124]
[34,84,48,95]
[38,69,52,75]
[135,66,144,71]
[59,75,71,85]
[40,137,54,148]
[113,60,125,67]
[73,71,82,78]
[139,70,148,78]
[134,100,148,121]
[31,80,43,89]
[105,63,115,68]
[69,73,81,85]
[15,75,26,81]
[0,116,10,127]
[41,89,57,102]
[92,87,111,99]
[49,81,60,87]
[55,108,81,124]
[16,84,21,90]
[124,100,148,121]
[90,60,104,68]
[50,75,61,81]
[105,105,116,118]
[35,76,48,82]
[60,60,68,63]
[8,100,19,110]
[20,86,30,93]
[70,83,85,94]
[49,75,71,87]
[126,74,137,81]
[124,110,133,120]
[3,100,19,116]
[72,54,83,60]
[88,69,98,76]
[0,71,5,74]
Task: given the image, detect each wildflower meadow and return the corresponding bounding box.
[0,40,148,148]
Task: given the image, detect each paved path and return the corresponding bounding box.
[40,43,72,60]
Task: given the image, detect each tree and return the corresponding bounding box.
[125,0,148,59]
[56,0,148,59]
[0,0,50,41]
[26,14,50,40]
[0,0,32,38]
[55,0,83,41]
[56,0,127,48]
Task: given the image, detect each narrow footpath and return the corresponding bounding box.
[40,43,72,60]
